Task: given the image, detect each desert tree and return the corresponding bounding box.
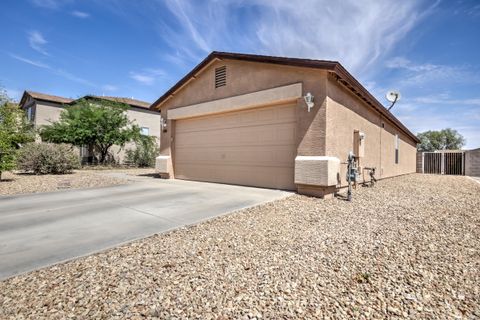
[40,98,141,164]
[417,128,466,152]
[0,88,35,180]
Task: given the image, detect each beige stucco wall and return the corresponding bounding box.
[326,77,417,187]
[34,101,64,127]
[111,108,161,163]
[154,58,417,194]
[158,59,329,178]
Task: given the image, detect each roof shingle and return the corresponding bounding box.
[87,96,150,109]
[25,91,74,104]
[20,91,151,110]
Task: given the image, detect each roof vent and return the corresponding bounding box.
[215,66,227,88]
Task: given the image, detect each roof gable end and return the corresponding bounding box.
[149,51,419,143]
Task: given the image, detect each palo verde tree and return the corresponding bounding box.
[417,128,466,152]
[0,88,35,180]
[40,98,141,164]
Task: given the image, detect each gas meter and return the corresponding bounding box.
[346,152,359,182]
[346,151,359,201]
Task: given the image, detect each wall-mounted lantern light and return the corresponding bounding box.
[161,116,167,133]
[303,92,315,112]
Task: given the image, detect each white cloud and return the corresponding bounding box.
[412,95,480,106]
[55,69,95,87]
[9,53,95,87]
[30,0,72,9]
[386,57,436,72]
[254,0,433,73]
[9,53,49,68]
[129,68,167,85]
[162,52,190,68]
[130,72,155,85]
[72,10,90,18]
[160,0,436,74]
[28,31,49,56]
[145,68,166,77]
[386,56,479,86]
[397,112,480,149]
[164,0,212,54]
[393,93,480,149]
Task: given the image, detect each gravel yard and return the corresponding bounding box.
[0,168,156,196]
[1,174,479,319]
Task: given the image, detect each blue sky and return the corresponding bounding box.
[1,0,479,148]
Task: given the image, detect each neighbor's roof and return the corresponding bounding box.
[85,95,151,109]
[20,91,151,110]
[21,90,74,105]
[150,51,420,143]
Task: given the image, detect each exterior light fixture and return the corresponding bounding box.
[160,116,167,132]
[303,92,314,112]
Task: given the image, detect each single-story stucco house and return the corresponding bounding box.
[19,91,161,163]
[151,52,419,198]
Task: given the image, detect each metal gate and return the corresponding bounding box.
[421,151,465,175]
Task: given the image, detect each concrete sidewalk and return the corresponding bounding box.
[0,178,290,280]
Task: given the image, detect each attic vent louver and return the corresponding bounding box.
[215,66,227,88]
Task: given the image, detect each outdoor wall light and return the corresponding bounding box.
[161,116,167,132]
[303,92,315,112]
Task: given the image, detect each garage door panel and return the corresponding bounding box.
[174,103,296,190]
[175,145,295,167]
[175,103,296,133]
[174,163,294,190]
[176,123,296,148]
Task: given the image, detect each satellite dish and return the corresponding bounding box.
[386,90,401,102]
[386,90,401,111]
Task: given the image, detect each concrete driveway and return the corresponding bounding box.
[0,177,290,280]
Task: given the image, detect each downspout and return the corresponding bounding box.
[379,114,383,178]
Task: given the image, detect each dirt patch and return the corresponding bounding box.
[1,174,479,319]
[0,168,156,196]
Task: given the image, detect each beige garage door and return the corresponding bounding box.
[174,103,297,190]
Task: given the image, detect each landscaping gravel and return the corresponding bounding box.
[1,174,479,319]
[0,168,155,196]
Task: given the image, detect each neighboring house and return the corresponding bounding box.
[152,52,420,198]
[19,91,161,164]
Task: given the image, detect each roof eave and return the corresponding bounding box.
[149,52,218,110]
[149,51,339,110]
[148,51,419,144]
[332,64,420,143]
[83,95,150,109]
[19,91,30,107]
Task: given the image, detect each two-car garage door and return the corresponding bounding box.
[174,103,297,190]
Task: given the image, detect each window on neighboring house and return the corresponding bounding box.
[26,107,33,122]
[394,134,399,164]
[215,66,227,88]
[141,127,149,135]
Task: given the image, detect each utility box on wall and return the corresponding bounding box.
[155,155,171,176]
[354,130,365,158]
[294,156,340,187]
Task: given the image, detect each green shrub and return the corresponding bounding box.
[125,136,159,167]
[17,143,80,174]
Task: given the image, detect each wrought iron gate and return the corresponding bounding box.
[421,151,465,175]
